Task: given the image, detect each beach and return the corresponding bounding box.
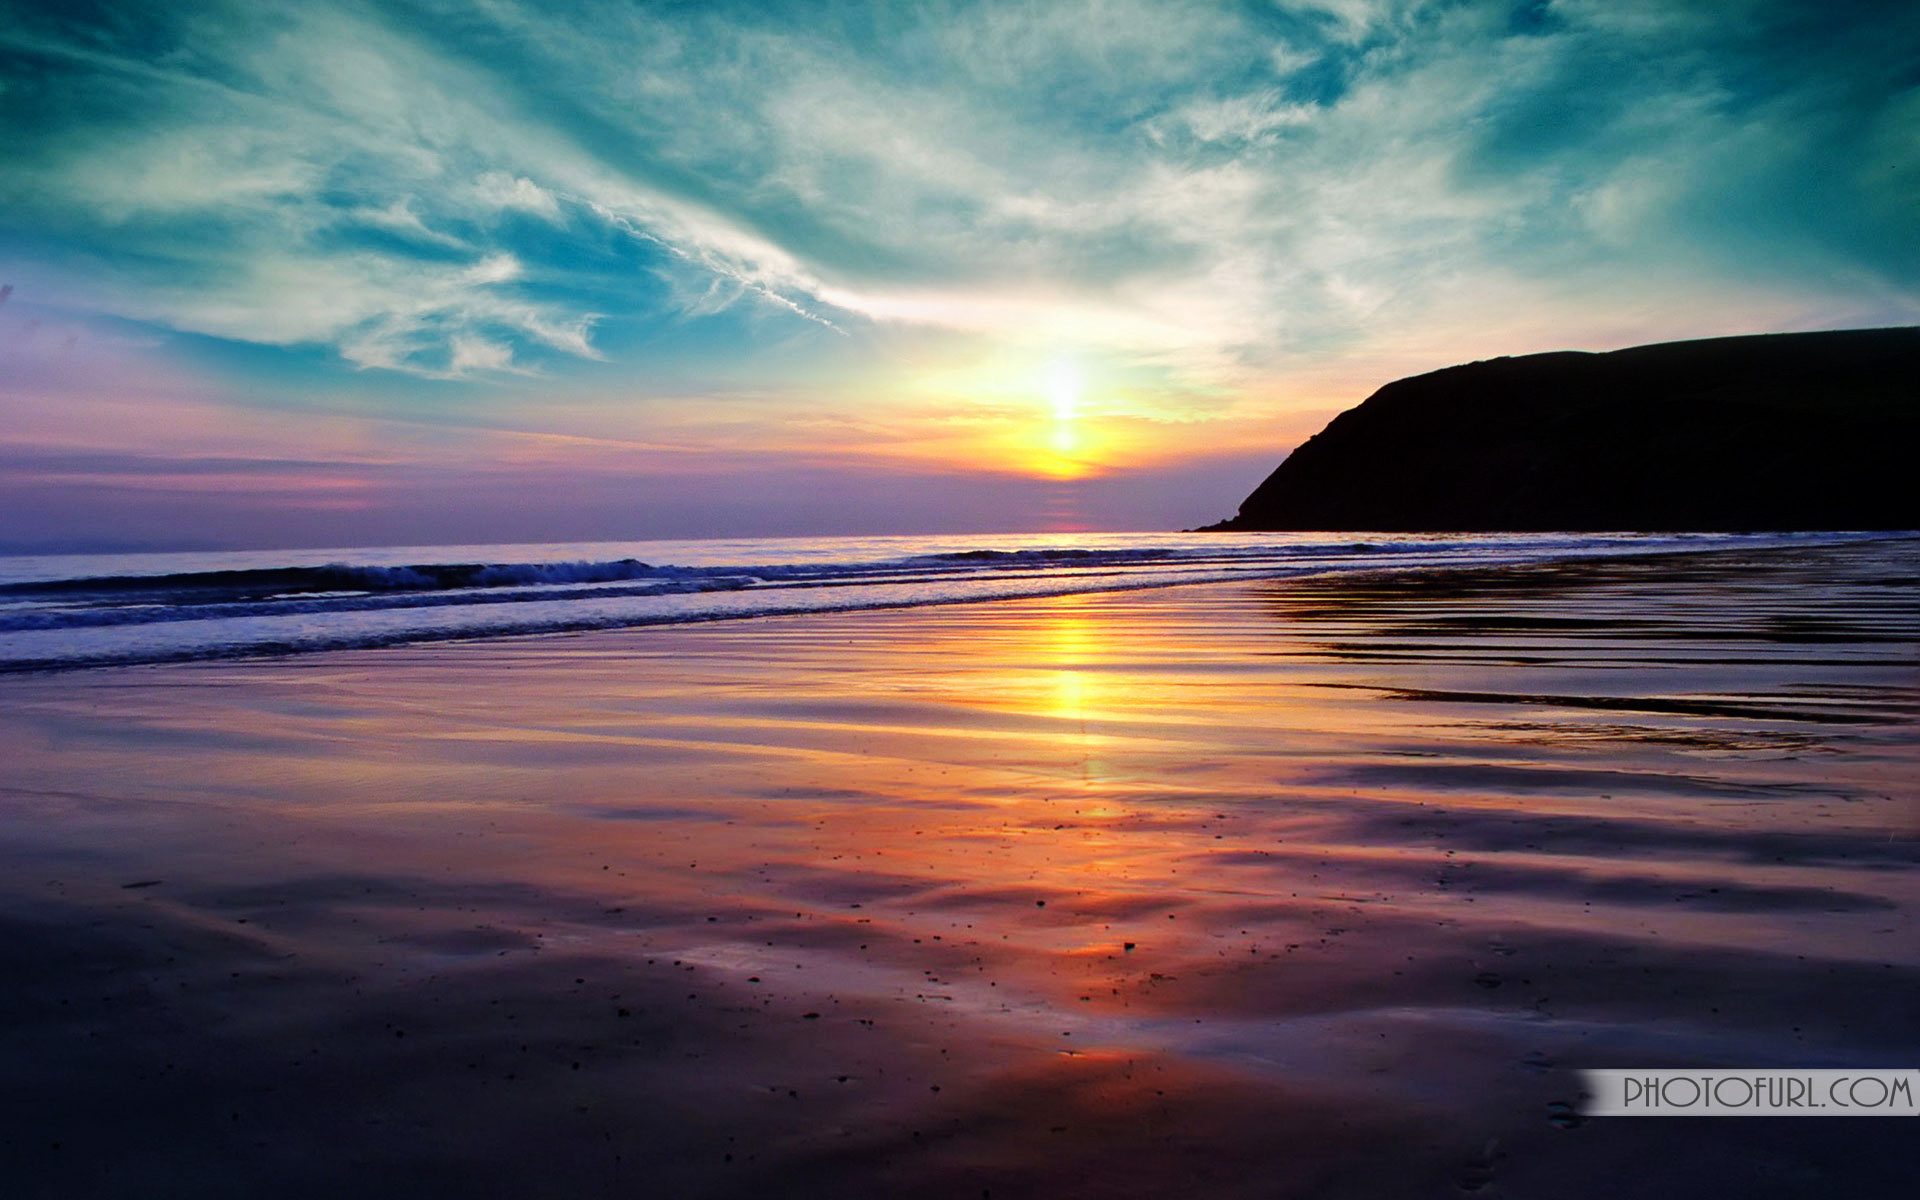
[2,539,1915,1197]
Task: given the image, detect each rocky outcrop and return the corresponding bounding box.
[1207,327,1920,532]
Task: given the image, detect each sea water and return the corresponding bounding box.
[0,530,1887,672]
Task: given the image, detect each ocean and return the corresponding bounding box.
[0,530,1891,672]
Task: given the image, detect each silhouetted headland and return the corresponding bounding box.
[1207,326,1920,531]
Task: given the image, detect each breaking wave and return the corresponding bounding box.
[0,531,1891,673]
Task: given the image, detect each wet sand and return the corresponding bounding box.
[1,541,1916,1198]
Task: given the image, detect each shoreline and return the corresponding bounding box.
[4,532,1911,678]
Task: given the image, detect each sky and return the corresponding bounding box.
[2,0,1916,550]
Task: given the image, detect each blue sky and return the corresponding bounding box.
[2,0,1915,548]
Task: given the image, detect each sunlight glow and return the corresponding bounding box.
[1041,356,1087,477]
[1047,357,1083,421]
[887,349,1201,481]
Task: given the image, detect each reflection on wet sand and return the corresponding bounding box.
[0,542,1915,1198]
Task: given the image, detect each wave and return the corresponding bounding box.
[0,557,662,601]
[0,532,1897,674]
[0,541,1395,611]
[0,575,765,633]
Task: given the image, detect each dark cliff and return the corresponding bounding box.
[1208,327,1920,532]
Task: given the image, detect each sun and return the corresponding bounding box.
[1045,356,1084,464]
[894,350,1133,480]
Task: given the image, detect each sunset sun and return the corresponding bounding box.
[1032,354,1086,475]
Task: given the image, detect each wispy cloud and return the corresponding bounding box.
[0,0,1914,530]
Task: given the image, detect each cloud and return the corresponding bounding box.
[471,171,561,220]
[0,0,1914,397]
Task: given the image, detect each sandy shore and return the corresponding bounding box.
[2,541,1915,1198]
